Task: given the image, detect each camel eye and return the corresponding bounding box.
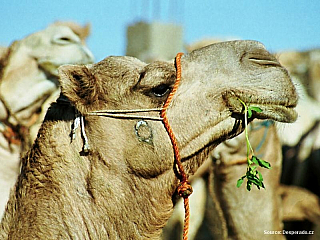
[151,84,171,97]
[52,35,79,45]
[59,37,71,42]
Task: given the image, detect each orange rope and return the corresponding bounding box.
[161,52,193,240]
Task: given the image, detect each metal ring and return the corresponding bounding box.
[134,120,153,144]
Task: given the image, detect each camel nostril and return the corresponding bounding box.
[241,46,281,67]
[249,57,281,67]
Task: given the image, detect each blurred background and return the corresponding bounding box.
[1,0,319,61]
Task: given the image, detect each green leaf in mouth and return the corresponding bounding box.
[235,99,271,191]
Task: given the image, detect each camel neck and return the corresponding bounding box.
[1,105,176,239]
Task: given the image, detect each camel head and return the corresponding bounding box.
[0,40,298,240]
[20,24,94,76]
[0,24,94,127]
[52,21,91,45]
[59,40,297,181]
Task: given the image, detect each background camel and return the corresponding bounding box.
[0,22,94,219]
[278,50,320,194]
[208,120,320,240]
[277,50,320,239]
[164,120,320,240]
[0,40,297,239]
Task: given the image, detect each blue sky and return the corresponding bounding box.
[1,0,319,62]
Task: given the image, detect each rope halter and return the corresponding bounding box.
[73,52,192,240]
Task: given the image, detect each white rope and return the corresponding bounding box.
[86,112,163,121]
[86,108,163,121]
[72,107,164,152]
[88,108,163,113]
[80,115,90,153]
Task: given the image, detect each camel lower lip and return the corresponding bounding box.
[223,91,298,123]
[247,104,297,123]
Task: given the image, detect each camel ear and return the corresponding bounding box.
[58,64,98,112]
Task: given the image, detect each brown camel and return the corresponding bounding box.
[209,120,320,239]
[0,23,94,219]
[0,40,297,239]
[164,120,320,240]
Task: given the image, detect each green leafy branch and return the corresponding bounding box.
[236,99,271,191]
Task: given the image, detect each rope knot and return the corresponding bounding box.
[177,181,193,198]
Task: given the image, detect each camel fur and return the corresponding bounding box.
[0,40,298,239]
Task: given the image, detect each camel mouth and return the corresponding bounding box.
[223,91,298,123]
[5,81,58,127]
[242,104,297,123]
[180,91,297,161]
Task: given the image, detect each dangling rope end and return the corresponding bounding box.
[83,142,91,153]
